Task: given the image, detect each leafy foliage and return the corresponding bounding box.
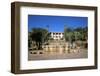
[64,26,88,42]
[64,26,88,49]
[29,28,50,50]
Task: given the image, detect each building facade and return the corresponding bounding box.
[50,32,64,40]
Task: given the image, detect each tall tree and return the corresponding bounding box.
[64,25,72,42]
[30,28,50,50]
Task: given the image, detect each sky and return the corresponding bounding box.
[28,15,88,32]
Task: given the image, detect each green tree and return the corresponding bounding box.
[30,28,50,50]
[74,26,87,41]
[64,25,72,42]
[28,32,32,48]
[64,26,74,49]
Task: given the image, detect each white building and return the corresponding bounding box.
[50,32,64,40]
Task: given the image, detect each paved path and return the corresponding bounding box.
[28,50,88,61]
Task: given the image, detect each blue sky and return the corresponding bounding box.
[28,15,88,32]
